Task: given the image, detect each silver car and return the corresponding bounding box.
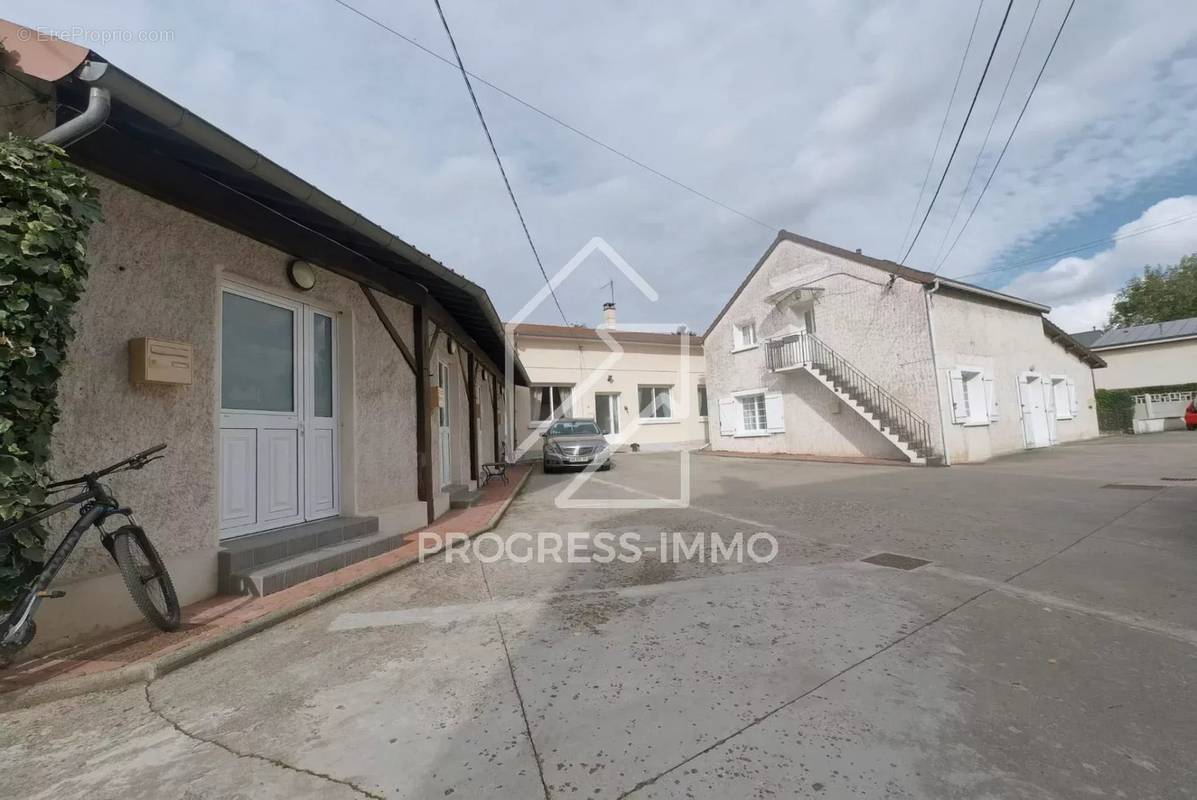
[541,418,614,473]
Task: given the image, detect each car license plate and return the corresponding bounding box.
[567,455,589,463]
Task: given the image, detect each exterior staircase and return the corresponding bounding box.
[765,333,942,465]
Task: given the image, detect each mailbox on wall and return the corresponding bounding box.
[129,337,193,385]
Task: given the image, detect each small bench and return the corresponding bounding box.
[481,446,510,486]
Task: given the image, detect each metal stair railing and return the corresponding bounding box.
[765,333,934,457]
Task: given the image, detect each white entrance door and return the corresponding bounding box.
[219,285,338,538]
[1017,373,1051,449]
[438,361,453,487]
[595,392,621,441]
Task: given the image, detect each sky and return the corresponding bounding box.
[5,1,1197,334]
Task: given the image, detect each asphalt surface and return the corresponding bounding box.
[2,432,1196,799]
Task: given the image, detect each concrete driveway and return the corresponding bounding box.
[3,433,1196,799]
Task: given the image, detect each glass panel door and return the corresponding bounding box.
[305,309,338,519]
[596,393,620,437]
[221,292,296,413]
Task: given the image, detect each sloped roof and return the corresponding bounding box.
[1067,329,1105,348]
[1089,317,1197,350]
[704,230,1049,337]
[1043,318,1106,368]
[514,323,703,348]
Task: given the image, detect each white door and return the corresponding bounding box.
[595,393,620,440]
[304,308,338,519]
[439,361,453,487]
[1017,374,1050,449]
[1041,377,1059,445]
[219,285,338,538]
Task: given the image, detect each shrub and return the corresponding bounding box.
[1095,389,1136,433]
[0,135,101,611]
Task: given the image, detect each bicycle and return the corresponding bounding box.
[0,443,180,667]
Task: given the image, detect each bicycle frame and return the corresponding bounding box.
[0,479,134,647]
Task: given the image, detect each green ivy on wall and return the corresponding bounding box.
[0,135,101,611]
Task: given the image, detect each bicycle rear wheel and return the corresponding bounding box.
[110,526,181,631]
[0,620,36,668]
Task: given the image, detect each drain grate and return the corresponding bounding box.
[1101,483,1162,490]
[1161,476,1197,482]
[861,552,930,570]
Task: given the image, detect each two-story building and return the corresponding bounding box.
[704,232,1105,465]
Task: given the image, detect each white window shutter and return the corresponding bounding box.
[1067,378,1078,417]
[948,369,967,424]
[718,398,736,435]
[764,392,785,433]
[984,376,997,422]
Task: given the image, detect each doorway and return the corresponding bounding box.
[595,392,621,440]
[1017,373,1052,449]
[438,361,453,487]
[219,284,339,538]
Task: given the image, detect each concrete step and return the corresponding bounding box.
[449,488,483,509]
[218,516,379,595]
[227,526,411,597]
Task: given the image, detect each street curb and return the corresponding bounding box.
[0,468,532,712]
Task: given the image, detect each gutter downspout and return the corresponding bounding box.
[36,62,111,147]
[924,280,952,466]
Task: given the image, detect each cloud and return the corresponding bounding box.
[1002,195,1197,330]
[5,0,1197,331]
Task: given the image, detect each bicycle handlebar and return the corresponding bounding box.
[46,443,168,489]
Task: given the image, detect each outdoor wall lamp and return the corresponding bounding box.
[287,259,317,291]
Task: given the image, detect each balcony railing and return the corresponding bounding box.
[765,333,934,457]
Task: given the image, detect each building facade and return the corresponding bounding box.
[705,233,1104,465]
[511,308,707,457]
[1,26,524,650]
[1085,317,1197,391]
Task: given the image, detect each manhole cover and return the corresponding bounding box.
[1101,483,1161,490]
[1161,477,1197,482]
[861,552,930,570]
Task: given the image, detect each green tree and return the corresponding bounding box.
[1109,253,1197,327]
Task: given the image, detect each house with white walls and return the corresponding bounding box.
[704,232,1105,465]
[1,21,526,650]
[1084,317,1197,391]
[512,304,707,455]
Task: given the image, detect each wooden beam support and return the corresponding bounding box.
[359,284,416,374]
[467,352,479,482]
[491,371,501,462]
[414,304,434,524]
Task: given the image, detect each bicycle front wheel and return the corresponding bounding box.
[111,526,181,631]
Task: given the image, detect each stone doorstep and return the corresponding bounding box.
[217,516,380,594]
[233,527,412,597]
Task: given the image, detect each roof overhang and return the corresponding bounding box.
[1043,318,1106,368]
[3,23,528,385]
[1091,333,1197,352]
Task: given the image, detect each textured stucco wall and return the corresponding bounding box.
[37,174,421,587]
[515,335,707,453]
[929,289,1100,462]
[705,239,938,458]
[1091,339,1197,390]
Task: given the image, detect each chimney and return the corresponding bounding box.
[602,301,616,326]
[855,248,862,254]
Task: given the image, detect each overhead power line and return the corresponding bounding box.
[331,0,779,233]
[429,0,568,324]
[897,0,1017,268]
[955,210,1197,282]
[937,0,1077,270]
[931,0,1044,268]
[894,0,986,260]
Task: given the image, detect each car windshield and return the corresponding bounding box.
[548,421,600,436]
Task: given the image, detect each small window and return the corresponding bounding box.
[733,322,757,350]
[638,385,673,419]
[802,308,816,334]
[949,367,993,426]
[1051,377,1073,420]
[697,385,709,418]
[533,385,572,422]
[739,393,767,432]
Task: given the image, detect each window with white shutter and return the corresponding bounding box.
[1051,376,1072,420]
[765,393,786,433]
[949,367,990,426]
[718,398,737,435]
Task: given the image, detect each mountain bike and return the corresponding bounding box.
[0,443,180,667]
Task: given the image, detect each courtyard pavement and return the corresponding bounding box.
[2,433,1195,799]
